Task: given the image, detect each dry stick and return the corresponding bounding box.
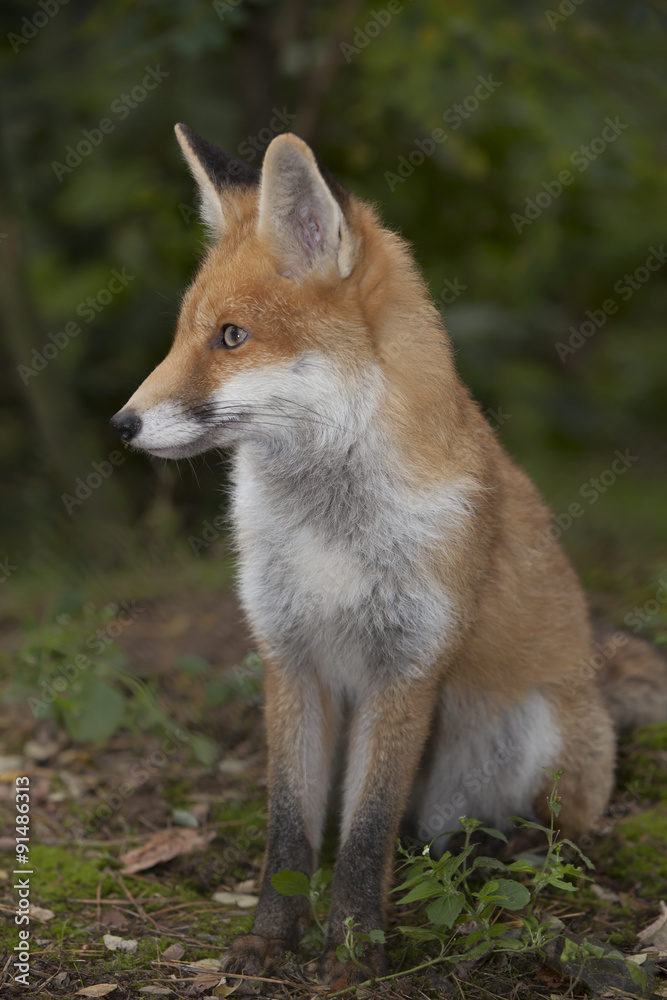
[115,873,161,931]
[95,871,106,930]
[152,962,288,986]
[0,954,13,986]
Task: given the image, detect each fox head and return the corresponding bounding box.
[110,126,456,464]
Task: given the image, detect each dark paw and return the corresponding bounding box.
[221,933,288,978]
[318,944,387,987]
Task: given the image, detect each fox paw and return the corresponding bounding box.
[318,945,386,987]
[220,933,288,977]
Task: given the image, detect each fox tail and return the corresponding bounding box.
[595,625,667,732]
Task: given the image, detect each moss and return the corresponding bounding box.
[594,805,667,900]
[30,844,114,907]
[616,722,667,805]
[634,721,667,752]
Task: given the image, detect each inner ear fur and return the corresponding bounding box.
[257,133,356,279]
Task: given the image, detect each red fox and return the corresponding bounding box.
[111,126,667,983]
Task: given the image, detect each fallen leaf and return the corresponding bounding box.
[29,904,55,921]
[192,974,222,991]
[75,986,119,997]
[119,828,216,874]
[103,934,138,953]
[212,890,257,909]
[101,907,129,930]
[638,900,667,949]
[187,959,222,971]
[161,942,185,961]
[654,987,667,999]
[625,953,648,965]
[23,738,61,761]
[138,988,173,996]
[212,979,239,997]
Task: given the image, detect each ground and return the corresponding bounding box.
[0,537,666,999]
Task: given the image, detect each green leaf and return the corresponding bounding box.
[189,733,218,768]
[477,878,531,910]
[368,929,386,943]
[470,856,507,872]
[397,877,444,905]
[466,938,498,960]
[271,869,310,897]
[393,860,429,891]
[336,944,349,963]
[545,877,578,891]
[506,858,541,873]
[396,925,441,942]
[625,959,648,991]
[63,680,125,744]
[310,868,333,891]
[496,937,523,951]
[427,892,465,928]
[480,826,508,843]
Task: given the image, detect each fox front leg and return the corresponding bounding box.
[319,674,438,985]
[221,664,336,976]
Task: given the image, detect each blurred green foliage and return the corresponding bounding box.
[1,0,665,580]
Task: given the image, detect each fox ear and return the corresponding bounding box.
[174,123,259,235]
[257,133,356,278]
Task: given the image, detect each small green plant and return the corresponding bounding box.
[559,936,648,996]
[273,770,644,995]
[7,601,215,763]
[271,867,333,951]
[336,916,385,968]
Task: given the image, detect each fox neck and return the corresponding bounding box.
[231,362,386,526]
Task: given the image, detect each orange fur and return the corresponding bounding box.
[112,130,667,982]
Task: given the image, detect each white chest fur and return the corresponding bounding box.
[231,429,471,694]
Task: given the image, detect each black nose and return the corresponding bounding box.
[110,409,142,442]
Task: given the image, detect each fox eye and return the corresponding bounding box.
[219,323,249,349]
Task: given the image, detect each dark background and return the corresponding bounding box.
[1,0,666,611]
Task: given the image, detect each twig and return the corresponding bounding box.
[114,873,161,931]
